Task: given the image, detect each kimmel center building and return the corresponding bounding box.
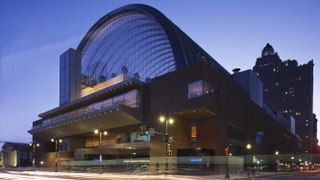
[29,4,300,169]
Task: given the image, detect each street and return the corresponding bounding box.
[254,172,320,180]
[1,170,320,180]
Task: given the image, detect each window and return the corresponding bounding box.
[188,80,213,99]
[191,124,197,138]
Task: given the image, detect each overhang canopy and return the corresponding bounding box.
[30,105,142,138]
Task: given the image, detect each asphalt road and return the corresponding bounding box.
[252,172,320,180]
[1,170,320,180]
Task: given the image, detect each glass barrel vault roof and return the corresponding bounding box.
[77,4,230,83]
[79,10,175,82]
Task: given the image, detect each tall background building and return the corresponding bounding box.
[253,43,316,153]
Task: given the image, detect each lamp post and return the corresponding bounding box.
[246,143,255,176]
[224,145,230,179]
[275,150,279,173]
[159,115,174,173]
[51,138,62,172]
[94,127,108,162]
[29,142,40,167]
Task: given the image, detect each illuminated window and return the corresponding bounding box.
[191,124,197,138]
[188,80,213,99]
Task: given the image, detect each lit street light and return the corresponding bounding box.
[94,126,108,162]
[246,143,255,176]
[159,115,174,173]
[29,142,40,167]
[275,150,279,173]
[246,144,252,150]
[51,138,62,172]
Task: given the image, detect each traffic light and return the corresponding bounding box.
[167,143,172,156]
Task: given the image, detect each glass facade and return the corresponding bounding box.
[60,52,70,105]
[188,80,214,99]
[80,12,176,83]
[59,49,81,105]
[34,90,139,129]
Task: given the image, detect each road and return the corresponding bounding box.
[254,172,320,180]
[0,170,206,180]
[1,170,320,179]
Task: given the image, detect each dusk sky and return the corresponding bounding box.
[0,0,319,146]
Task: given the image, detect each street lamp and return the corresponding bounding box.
[275,150,279,173]
[224,145,230,179]
[159,115,174,173]
[51,138,62,172]
[94,127,108,162]
[246,144,252,150]
[29,142,40,167]
[246,143,255,176]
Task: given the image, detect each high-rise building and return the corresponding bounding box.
[253,43,315,153]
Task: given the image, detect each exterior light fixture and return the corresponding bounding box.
[51,138,62,172]
[275,151,279,155]
[159,116,165,122]
[246,144,252,150]
[94,126,108,162]
[169,118,174,124]
[29,142,40,167]
[158,114,174,173]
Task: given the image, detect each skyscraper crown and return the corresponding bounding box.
[262,43,275,57]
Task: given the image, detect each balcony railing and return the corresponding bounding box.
[31,100,138,131]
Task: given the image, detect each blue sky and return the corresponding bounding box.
[0,0,319,145]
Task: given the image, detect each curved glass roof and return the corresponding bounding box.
[79,10,175,82]
[77,4,229,83]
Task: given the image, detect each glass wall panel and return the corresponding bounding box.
[188,80,214,99]
[40,89,140,128]
[188,80,204,99]
[113,94,125,104]
[80,12,175,83]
